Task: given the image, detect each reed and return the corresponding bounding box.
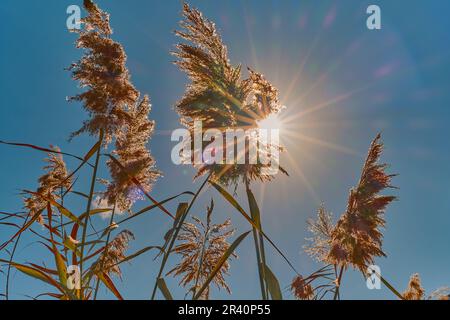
[1,0,445,301]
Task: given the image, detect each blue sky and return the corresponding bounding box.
[1,0,450,300]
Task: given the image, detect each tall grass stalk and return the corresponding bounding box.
[5,214,29,300]
[79,130,103,298]
[251,225,266,299]
[93,202,117,299]
[150,173,211,300]
[245,179,267,299]
[192,230,252,300]
[333,266,344,300]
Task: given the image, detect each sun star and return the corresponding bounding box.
[257,112,285,133]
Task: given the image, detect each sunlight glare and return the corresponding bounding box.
[257,113,285,133]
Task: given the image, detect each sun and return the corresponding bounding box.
[257,113,285,133]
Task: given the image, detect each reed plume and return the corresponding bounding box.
[402,273,450,300]
[306,134,397,271]
[167,202,235,299]
[68,0,160,212]
[23,146,72,224]
[174,3,287,186]
[92,230,134,279]
[3,0,159,301]
[291,275,314,300]
[428,288,450,300]
[305,206,334,263]
[68,0,139,144]
[103,96,161,212]
[402,273,425,300]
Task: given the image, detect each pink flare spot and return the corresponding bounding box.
[298,13,308,29]
[346,40,361,55]
[220,14,229,28]
[323,6,337,28]
[374,63,396,78]
[127,187,145,202]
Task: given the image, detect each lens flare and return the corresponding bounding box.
[257,113,284,132]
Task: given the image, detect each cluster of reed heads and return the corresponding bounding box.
[0,0,448,300]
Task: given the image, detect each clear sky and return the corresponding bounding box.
[1,0,450,300]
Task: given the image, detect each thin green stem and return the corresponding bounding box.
[150,173,211,300]
[5,215,29,300]
[79,130,103,299]
[59,187,69,264]
[359,267,404,300]
[93,202,116,300]
[251,224,266,299]
[333,265,344,300]
[258,232,269,298]
[245,178,267,300]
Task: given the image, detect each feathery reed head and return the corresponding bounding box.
[92,229,134,279]
[23,146,71,224]
[168,201,235,299]
[306,134,396,271]
[68,0,138,144]
[102,96,161,212]
[291,275,314,300]
[402,273,450,300]
[428,287,450,300]
[402,273,425,300]
[328,134,396,270]
[305,206,334,263]
[174,3,286,186]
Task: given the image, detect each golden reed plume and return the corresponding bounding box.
[23,146,72,225]
[168,201,235,299]
[174,3,287,186]
[306,134,397,271]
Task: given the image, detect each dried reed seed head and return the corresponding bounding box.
[291,275,314,300]
[104,96,161,212]
[246,68,284,117]
[174,3,287,187]
[23,196,46,225]
[403,273,425,300]
[402,274,450,300]
[93,229,134,279]
[167,205,235,298]
[23,147,72,224]
[70,2,160,211]
[82,0,112,35]
[305,206,334,263]
[428,287,450,300]
[305,135,396,271]
[327,134,396,270]
[69,0,139,144]
[39,148,73,191]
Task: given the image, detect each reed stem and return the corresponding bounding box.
[245,178,267,300]
[93,202,117,300]
[150,173,211,300]
[79,130,103,299]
